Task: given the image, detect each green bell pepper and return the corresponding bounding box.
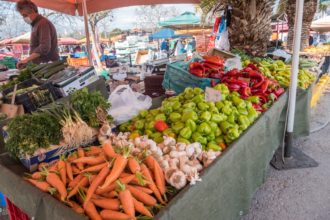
[134,120,144,130]
[237,107,248,116]
[193,87,204,95]
[182,111,198,122]
[222,105,232,116]
[169,112,181,122]
[227,127,240,140]
[207,142,221,151]
[211,113,227,123]
[214,127,222,137]
[201,111,212,121]
[172,101,182,110]
[145,129,153,136]
[150,109,160,116]
[209,106,219,114]
[172,121,185,134]
[238,115,250,130]
[186,119,197,132]
[177,137,191,144]
[220,121,233,133]
[184,90,195,100]
[206,102,216,109]
[192,132,207,145]
[155,114,166,121]
[183,102,196,109]
[232,96,246,109]
[247,108,259,123]
[208,121,218,132]
[179,127,192,139]
[207,133,216,141]
[139,110,148,118]
[197,102,209,111]
[198,122,212,135]
[119,122,130,132]
[227,114,236,124]
[192,95,205,104]
[247,96,260,104]
[215,101,225,110]
[146,121,156,130]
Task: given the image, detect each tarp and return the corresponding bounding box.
[159,12,200,27]
[311,16,330,33]
[5,0,199,16]
[58,37,79,45]
[150,29,175,39]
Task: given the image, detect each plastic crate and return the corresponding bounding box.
[2,79,60,113]
[5,198,29,220]
[67,57,89,66]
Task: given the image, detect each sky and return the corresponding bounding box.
[0,3,196,39]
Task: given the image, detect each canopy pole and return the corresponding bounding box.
[82,0,92,65]
[284,0,304,158]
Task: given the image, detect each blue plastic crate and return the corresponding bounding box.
[0,192,5,207]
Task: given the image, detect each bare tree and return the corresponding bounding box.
[135,5,180,32]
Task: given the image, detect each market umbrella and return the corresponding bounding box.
[10,32,31,44]
[58,37,79,45]
[311,16,330,33]
[150,29,175,40]
[159,11,201,29]
[5,0,199,16]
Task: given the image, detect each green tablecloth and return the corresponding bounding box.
[0,92,288,220]
[279,85,313,138]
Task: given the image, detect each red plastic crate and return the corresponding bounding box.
[5,198,29,220]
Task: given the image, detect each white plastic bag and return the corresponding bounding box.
[217,29,230,51]
[108,85,152,125]
[225,56,242,72]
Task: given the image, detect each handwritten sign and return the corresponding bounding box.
[205,87,222,102]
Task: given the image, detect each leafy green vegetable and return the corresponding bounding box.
[70,87,111,128]
[5,112,61,157]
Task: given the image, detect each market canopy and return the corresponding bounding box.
[0,38,12,46]
[150,29,175,39]
[159,12,201,28]
[311,16,330,33]
[58,37,79,45]
[6,0,199,15]
[78,37,110,44]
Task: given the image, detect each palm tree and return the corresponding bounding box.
[200,0,275,56]
[286,0,318,50]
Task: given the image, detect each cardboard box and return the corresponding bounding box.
[207,48,236,59]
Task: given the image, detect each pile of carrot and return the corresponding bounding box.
[25,141,167,220]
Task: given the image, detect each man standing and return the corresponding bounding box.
[16,0,59,69]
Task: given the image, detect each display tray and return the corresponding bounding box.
[0,91,288,220]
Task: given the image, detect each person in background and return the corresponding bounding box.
[16,0,59,69]
[160,39,169,54]
[174,39,183,56]
[190,37,196,52]
[309,35,314,46]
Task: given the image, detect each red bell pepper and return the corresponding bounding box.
[260,80,270,93]
[254,93,268,104]
[274,88,285,97]
[246,63,259,71]
[203,55,224,65]
[227,84,241,91]
[203,61,223,70]
[154,120,168,132]
[226,69,241,77]
[253,104,264,112]
[240,87,251,97]
[189,62,205,78]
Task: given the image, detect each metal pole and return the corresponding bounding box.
[82,0,92,65]
[285,0,304,158]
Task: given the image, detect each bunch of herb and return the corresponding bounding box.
[70,88,111,128]
[5,112,61,158]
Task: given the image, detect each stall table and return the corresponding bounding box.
[0,91,288,220]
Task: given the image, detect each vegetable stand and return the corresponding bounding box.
[0,91,288,220]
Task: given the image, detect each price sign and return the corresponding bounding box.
[205,87,222,102]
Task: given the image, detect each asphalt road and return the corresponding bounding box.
[242,93,330,220]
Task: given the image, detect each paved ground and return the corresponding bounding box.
[242,92,330,220]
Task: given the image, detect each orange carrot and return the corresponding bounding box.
[26,178,51,192]
[99,155,127,189]
[38,162,49,171]
[67,200,84,214]
[106,191,118,198]
[96,175,135,195]
[31,172,42,180]
[67,153,78,163]
[128,157,141,174]
[119,173,131,178]
[80,162,108,173]
[77,147,85,170]
[84,165,110,207]
[72,156,105,166]
[140,164,165,204]
[72,166,81,175]
[117,181,135,217]
[100,210,132,220]
[126,185,157,206]
[92,198,120,211]
[132,197,153,217]
[67,176,89,199]
[85,146,103,156]
[68,174,83,189]
[48,163,58,172]
[102,141,117,159]
[46,173,67,201]
[146,155,165,195]
[66,162,74,181]
[58,160,67,186]
[130,185,153,194]
[84,201,102,220]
